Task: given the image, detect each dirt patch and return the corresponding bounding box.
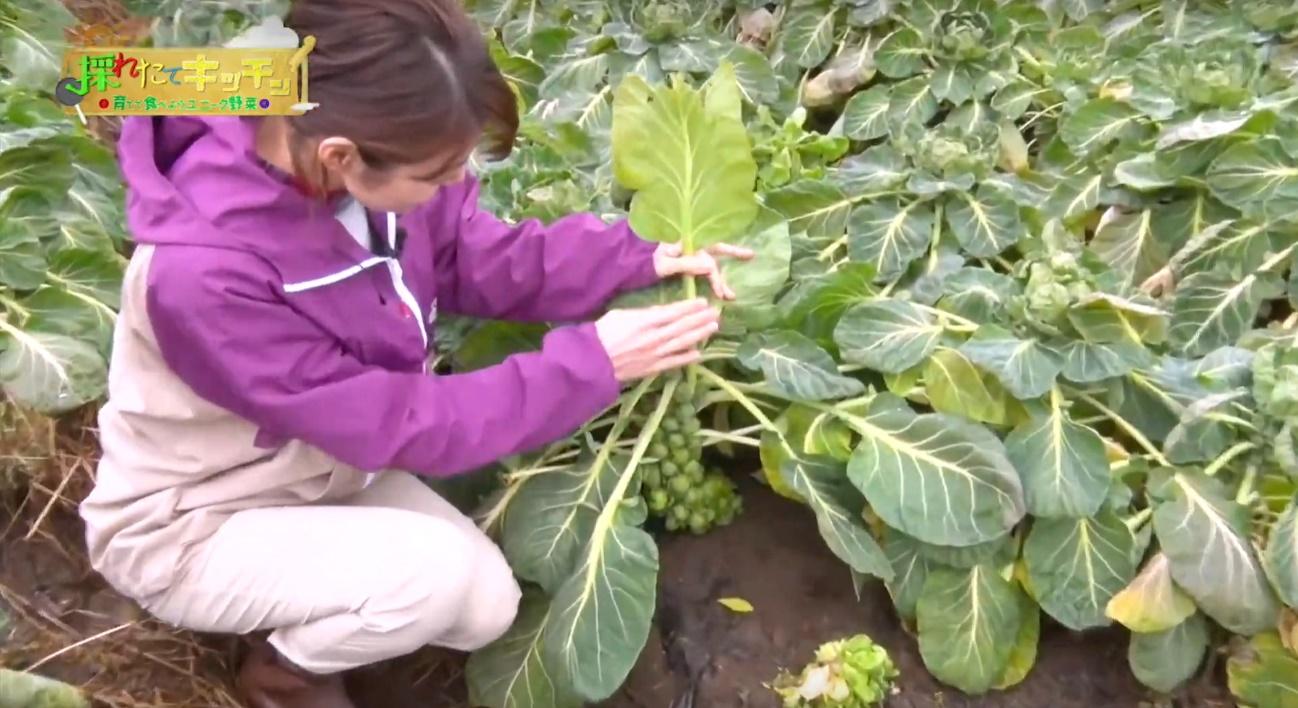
[605,474,1233,708]
[3,442,1233,707]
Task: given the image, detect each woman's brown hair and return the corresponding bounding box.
[282,0,517,190]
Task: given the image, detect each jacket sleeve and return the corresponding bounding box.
[145,248,622,477]
[425,175,663,322]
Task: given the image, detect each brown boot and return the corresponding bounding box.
[236,638,356,708]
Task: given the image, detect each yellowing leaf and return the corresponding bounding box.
[718,597,755,613]
[1106,553,1197,633]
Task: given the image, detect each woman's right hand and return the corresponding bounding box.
[594,298,721,382]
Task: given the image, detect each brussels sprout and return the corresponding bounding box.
[665,515,681,531]
[685,487,702,504]
[682,416,702,434]
[661,416,682,433]
[668,433,687,448]
[663,460,681,477]
[936,11,991,62]
[649,489,670,512]
[649,442,670,460]
[684,460,704,477]
[672,505,691,522]
[670,475,692,495]
[637,0,690,42]
[1049,251,1078,274]
[689,513,708,534]
[643,466,662,489]
[671,447,692,465]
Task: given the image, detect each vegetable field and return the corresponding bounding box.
[3,0,1298,706]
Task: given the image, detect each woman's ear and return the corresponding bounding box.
[317,136,360,175]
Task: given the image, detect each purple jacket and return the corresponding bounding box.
[117,115,661,477]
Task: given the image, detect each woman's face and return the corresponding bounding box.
[316,137,470,214]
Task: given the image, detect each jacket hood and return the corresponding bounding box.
[116,115,385,283]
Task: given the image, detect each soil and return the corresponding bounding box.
[1,462,1233,708]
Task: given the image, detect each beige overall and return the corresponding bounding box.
[79,246,521,674]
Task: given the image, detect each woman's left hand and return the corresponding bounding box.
[653,242,756,300]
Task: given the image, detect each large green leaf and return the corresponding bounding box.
[720,211,792,311]
[994,591,1041,691]
[1168,271,1279,357]
[1156,110,1255,150]
[1004,395,1110,518]
[501,457,619,593]
[875,27,927,78]
[658,39,725,74]
[883,531,931,619]
[1264,496,1298,607]
[846,198,934,280]
[779,8,837,69]
[939,268,1020,325]
[945,188,1025,258]
[20,286,114,354]
[1067,293,1168,346]
[1090,208,1165,288]
[1045,172,1103,221]
[1153,473,1281,635]
[1227,633,1298,708]
[0,668,87,708]
[466,591,581,708]
[904,250,965,307]
[1176,219,1273,280]
[540,53,612,100]
[841,85,893,141]
[915,534,1016,570]
[0,0,75,89]
[544,521,657,701]
[764,180,857,240]
[778,263,876,348]
[834,299,941,374]
[1060,99,1145,156]
[924,347,1013,425]
[960,326,1063,400]
[780,454,893,581]
[725,45,779,105]
[1207,138,1298,224]
[1060,0,1104,21]
[833,145,909,193]
[1105,552,1197,633]
[612,65,757,251]
[1060,340,1151,383]
[916,565,1025,695]
[1129,614,1209,694]
[888,77,939,131]
[0,325,105,414]
[991,78,1039,120]
[1024,511,1137,630]
[737,330,865,401]
[455,321,548,372]
[931,61,976,106]
[843,398,1026,547]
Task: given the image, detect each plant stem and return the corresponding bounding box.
[1235,463,1259,505]
[1199,439,1251,478]
[817,235,847,261]
[1258,242,1298,274]
[698,429,762,447]
[1072,389,1171,467]
[565,378,677,616]
[0,294,29,321]
[914,303,978,331]
[696,367,781,433]
[1125,506,1153,532]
